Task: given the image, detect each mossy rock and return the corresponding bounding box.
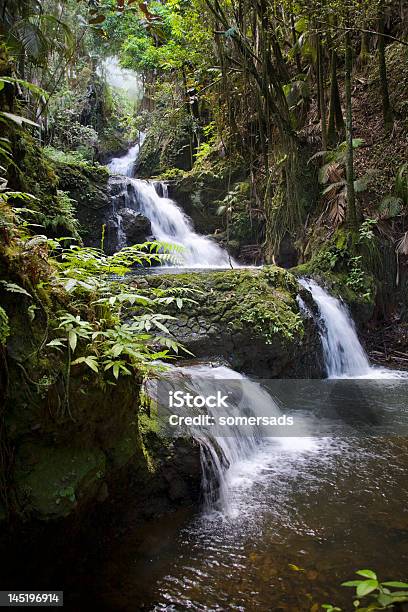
[14,443,106,519]
[55,159,110,246]
[293,229,377,324]
[5,130,81,238]
[136,113,193,178]
[135,266,323,377]
[97,126,130,163]
[164,164,247,236]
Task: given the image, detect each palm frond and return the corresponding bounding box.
[396,232,408,255]
[327,190,347,227]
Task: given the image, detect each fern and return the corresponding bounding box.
[378,195,402,220]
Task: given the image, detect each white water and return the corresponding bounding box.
[299,278,371,377]
[108,146,237,268]
[109,142,406,512]
[108,134,146,177]
[171,282,407,514]
[299,277,408,380]
[151,364,314,516]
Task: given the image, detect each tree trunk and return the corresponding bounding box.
[327,49,345,145]
[359,30,370,65]
[378,7,393,131]
[317,33,327,150]
[290,12,302,74]
[344,29,358,229]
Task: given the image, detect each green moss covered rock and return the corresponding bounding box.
[136,266,323,377]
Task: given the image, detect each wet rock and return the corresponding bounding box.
[118,208,152,244]
[142,266,324,378]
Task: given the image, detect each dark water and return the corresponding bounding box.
[74,406,408,611]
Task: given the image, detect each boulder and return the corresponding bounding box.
[134,266,324,378]
[118,208,152,244]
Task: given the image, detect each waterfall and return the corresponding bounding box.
[108,134,146,177]
[108,145,237,268]
[299,278,408,380]
[299,278,371,377]
[148,364,283,514]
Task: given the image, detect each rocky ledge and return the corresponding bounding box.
[132,266,324,378]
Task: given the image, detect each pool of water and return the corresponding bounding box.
[71,404,408,611]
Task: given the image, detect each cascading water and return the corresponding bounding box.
[299,277,408,380]
[299,278,371,377]
[108,134,146,177]
[108,145,237,268]
[185,282,407,512]
[148,365,310,516]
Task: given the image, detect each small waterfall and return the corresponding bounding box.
[108,133,146,177]
[299,278,372,378]
[129,180,236,267]
[108,145,237,268]
[299,278,370,377]
[149,364,281,514]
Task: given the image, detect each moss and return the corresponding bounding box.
[106,418,140,471]
[292,230,376,323]
[14,443,106,519]
[54,159,109,245]
[143,266,304,345]
[97,126,129,162]
[6,130,83,239]
[136,110,194,177]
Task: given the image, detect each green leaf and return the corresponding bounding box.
[342,581,364,587]
[68,330,77,352]
[382,581,408,588]
[47,338,65,349]
[111,344,123,357]
[223,26,237,38]
[0,111,40,128]
[356,570,378,580]
[152,319,170,333]
[85,357,99,373]
[0,281,32,297]
[377,593,399,607]
[71,357,85,365]
[0,77,48,98]
[113,363,120,379]
[64,279,78,292]
[288,564,304,572]
[356,580,378,597]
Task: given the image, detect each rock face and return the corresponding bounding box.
[135,266,324,378]
[165,168,245,236]
[0,293,202,535]
[56,160,111,248]
[104,176,153,254]
[105,207,152,254]
[57,165,153,254]
[119,208,152,243]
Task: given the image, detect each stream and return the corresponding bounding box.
[108,142,237,267]
[79,146,408,611]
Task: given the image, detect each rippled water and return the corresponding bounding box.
[82,427,407,611]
